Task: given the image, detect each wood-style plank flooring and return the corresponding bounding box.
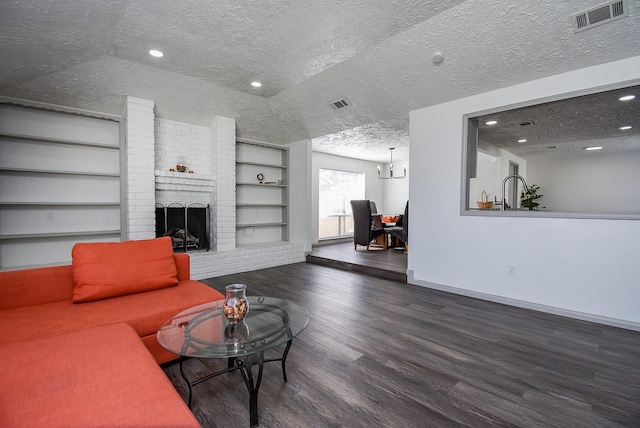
[162,261,640,427]
[306,240,408,282]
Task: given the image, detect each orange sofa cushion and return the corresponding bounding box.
[72,237,178,303]
[0,265,74,310]
[0,280,223,361]
[0,323,200,427]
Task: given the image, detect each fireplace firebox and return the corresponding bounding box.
[155,203,210,252]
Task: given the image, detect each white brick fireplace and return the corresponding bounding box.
[124,96,304,279]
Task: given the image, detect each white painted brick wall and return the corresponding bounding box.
[209,116,236,251]
[124,98,305,276]
[189,241,306,279]
[155,118,209,175]
[125,97,156,240]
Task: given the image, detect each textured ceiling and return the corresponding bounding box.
[476,84,640,159]
[1,0,639,162]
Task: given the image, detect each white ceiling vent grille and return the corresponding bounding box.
[572,0,628,33]
[330,99,350,109]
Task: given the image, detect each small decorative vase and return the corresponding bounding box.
[223,284,249,323]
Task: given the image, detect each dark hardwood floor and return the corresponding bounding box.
[162,262,640,427]
[306,240,408,282]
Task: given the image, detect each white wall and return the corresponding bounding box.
[469,151,501,205]
[470,148,528,208]
[381,159,410,215]
[527,150,640,213]
[311,152,385,244]
[409,56,640,330]
[287,139,313,252]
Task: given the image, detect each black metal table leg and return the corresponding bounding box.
[180,356,242,409]
[264,326,293,382]
[178,356,194,407]
[237,352,264,427]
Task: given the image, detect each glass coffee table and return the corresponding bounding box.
[157,296,309,427]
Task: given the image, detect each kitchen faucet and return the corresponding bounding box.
[501,174,529,211]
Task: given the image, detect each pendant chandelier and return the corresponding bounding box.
[378,147,406,179]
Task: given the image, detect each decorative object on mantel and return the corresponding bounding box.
[176,157,187,172]
[277,179,285,185]
[477,190,494,209]
[257,173,264,184]
[264,181,277,185]
[188,170,194,174]
[378,147,406,179]
[169,168,175,172]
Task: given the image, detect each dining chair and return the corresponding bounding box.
[350,200,387,250]
[369,201,389,227]
[385,201,408,252]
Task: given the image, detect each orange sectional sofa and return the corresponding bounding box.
[0,323,201,427]
[0,237,224,427]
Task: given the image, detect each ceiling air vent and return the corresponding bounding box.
[330,99,350,109]
[572,0,628,33]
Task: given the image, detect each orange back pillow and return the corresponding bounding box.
[72,237,178,303]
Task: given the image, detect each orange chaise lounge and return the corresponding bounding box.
[0,237,224,427]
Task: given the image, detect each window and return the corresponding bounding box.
[318,169,365,239]
[463,83,640,219]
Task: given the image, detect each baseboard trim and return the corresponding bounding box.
[407,271,640,333]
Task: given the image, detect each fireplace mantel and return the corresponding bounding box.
[155,170,215,193]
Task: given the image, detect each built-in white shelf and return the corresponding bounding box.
[236,141,289,245]
[0,202,120,206]
[236,160,287,169]
[0,131,119,149]
[236,222,287,227]
[236,203,287,207]
[0,230,120,240]
[236,182,287,188]
[0,166,120,177]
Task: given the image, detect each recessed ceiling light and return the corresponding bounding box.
[620,125,632,130]
[149,49,164,58]
[485,120,497,126]
[251,81,262,88]
[517,139,527,143]
[585,146,602,151]
[619,95,636,101]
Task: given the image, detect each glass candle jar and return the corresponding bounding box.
[223,284,249,323]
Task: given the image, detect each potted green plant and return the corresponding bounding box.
[521,184,543,210]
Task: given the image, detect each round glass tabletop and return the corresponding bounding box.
[157,296,309,359]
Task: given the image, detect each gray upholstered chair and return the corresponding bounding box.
[369,201,388,227]
[385,201,408,252]
[350,200,386,250]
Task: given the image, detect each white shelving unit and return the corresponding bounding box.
[235,141,288,245]
[0,103,122,269]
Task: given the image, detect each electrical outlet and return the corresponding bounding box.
[507,264,516,275]
[45,211,54,221]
